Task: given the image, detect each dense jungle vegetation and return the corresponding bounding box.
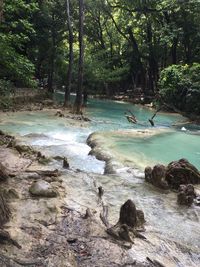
[0,0,200,114]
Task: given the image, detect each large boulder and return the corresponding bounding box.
[166,158,200,190]
[29,180,58,198]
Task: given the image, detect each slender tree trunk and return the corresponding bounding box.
[48,14,56,94]
[171,37,178,64]
[64,0,74,107]
[146,21,158,94]
[74,0,84,114]
[0,0,3,23]
[127,27,146,93]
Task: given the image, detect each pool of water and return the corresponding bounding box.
[1,96,200,171]
[1,95,200,264]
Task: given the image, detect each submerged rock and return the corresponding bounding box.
[29,180,58,198]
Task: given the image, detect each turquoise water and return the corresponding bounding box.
[86,98,200,169]
[1,95,200,170]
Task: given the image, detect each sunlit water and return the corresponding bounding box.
[0,94,200,263]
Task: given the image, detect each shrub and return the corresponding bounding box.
[158,64,200,115]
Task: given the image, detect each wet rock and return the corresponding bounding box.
[29,180,58,198]
[177,184,196,206]
[63,157,69,168]
[166,158,200,189]
[145,164,169,189]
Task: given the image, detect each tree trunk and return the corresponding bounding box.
[74,0,84,114]
[146,20,158,94]
[127,27,146,93]
[171,37,178,64]
[0,0,3,22]
[48,14,56,94]
[64,0,74,107]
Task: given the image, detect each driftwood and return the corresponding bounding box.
[25,169,60,177]
[100,205,110,228]
[148,106,163,127]
[124,110,137,124]
[98,186,104,199]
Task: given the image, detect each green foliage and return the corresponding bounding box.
[0,79,13,108]
[0,0,200,110]
[159,64,200,114]
[0,34,36,87]
[0,79,13,95]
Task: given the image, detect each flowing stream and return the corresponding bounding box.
[0,96,200,265]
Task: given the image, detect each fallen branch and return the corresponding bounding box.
[25,169,60,177]
[100,204,110,228]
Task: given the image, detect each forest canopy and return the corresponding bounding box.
[0,0,200,113]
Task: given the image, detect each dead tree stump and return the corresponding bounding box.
[107,199,146,244]
[119,199,137,227]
